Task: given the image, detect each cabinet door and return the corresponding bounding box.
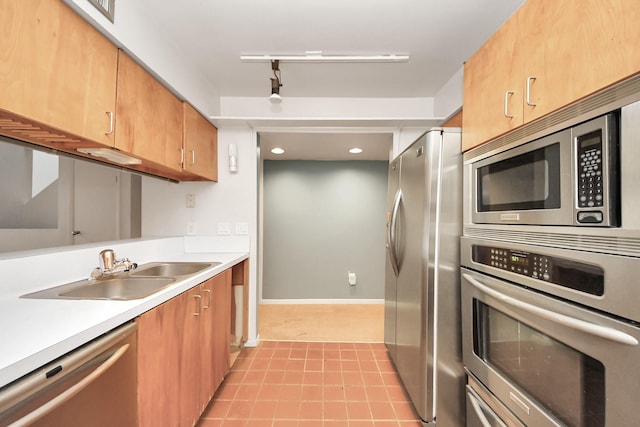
[199,279,216,412]
[212,270,232,389]
[137,292,188,427]
[0,0,117,146]
[183,103,219,181]
[523,0,640,122]
[115,51,183,172]
[462,8,524,152]
[180,286,204,427]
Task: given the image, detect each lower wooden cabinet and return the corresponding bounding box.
[136,269,232,427]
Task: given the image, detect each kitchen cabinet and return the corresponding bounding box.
[115,51,184,175]
[462,0,640,151]
[0,0,117,148]
[136,270,232,427]
[183,103,219,181]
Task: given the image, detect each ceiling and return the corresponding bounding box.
[132,0,525,158]
[135,0,523,99]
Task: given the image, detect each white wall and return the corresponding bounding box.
[434,66,464,120]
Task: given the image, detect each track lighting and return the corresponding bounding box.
[270,60,283,104]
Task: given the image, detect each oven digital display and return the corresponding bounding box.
[510,253,530,267]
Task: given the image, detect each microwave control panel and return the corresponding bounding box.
[577,129,604,210]
[472,245,604,296]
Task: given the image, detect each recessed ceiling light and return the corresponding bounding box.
[349,148,363,154]
[271,147,285,155]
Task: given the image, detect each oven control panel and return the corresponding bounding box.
[472,245,604,296]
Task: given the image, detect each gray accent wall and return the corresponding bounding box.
[262,160,388,300]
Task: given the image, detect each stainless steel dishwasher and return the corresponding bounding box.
[0,322,137,427]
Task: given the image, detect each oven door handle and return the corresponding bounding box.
[463,273,639,346]
[467,389,498,427]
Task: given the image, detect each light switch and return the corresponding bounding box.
[217,222,231,235]
[235,222,249,235]
[187,222,197,235]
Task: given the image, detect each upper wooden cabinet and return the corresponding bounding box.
[183,103,219,181]
[115,51,184,174]
[0,0,117,147]
[462,0,640,151]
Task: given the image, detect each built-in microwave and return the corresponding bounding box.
[469,113,619,226]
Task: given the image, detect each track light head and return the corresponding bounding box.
[269,60,283,103]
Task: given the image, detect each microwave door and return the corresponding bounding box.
[471,129,573,226]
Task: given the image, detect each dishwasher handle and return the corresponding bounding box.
[8,343,130,427]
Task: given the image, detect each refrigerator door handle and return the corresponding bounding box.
[387,189,402,276]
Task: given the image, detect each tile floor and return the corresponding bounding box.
[198,341,423,426]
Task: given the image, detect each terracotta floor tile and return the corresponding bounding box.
[304,359,323,372]
[346,401,372,420]
[278,384,304,401]
[302,371,323,385]
[323,384,346,401]
[236,383,261,400]
[391,401,419,420]
[299,401,323,419]
[258,383,282,401]
[369,401,396,420]
[324,359,342,371]
[251,400,278,419]
[344,385,367,402]
[198,341,422,426]
[324,401,348,420]
[366,386,391,402]
[263,370,286,384]
[341,360,360,372]
[226,400,253,419]
[301,385,324,401]
[275,401,301,419]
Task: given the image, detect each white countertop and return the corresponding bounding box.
[0,236,249,388]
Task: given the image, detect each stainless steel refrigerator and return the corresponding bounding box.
[384,128,465,426]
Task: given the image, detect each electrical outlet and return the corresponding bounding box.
[186,193,196,208]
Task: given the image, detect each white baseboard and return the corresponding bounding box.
[259,298,384,305]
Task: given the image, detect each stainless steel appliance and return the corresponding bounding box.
[460,240,640,427]
[461,92,640,426]
[384,128,465,426]
[0,323,138,426]
[468,112,618,227]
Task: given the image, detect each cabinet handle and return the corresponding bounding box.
[193,294,202,316]
[526,76,537,106]
[190,149,196,165]
[203,289,211,309]
[105,112,114,135]
[179,148,185,166]
[504,91,515,118]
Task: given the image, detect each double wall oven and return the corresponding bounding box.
[462,94,640,426]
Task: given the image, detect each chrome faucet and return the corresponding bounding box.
[91,249,138,279]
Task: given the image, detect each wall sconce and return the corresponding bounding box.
[270,60,283,104]
[228,143,238,172]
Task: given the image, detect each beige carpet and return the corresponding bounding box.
[258,303,384,342]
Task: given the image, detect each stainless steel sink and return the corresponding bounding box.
[20,261,221,301]
[130,262,219,277]
[59,277,175,300]
[21,276,176,301]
